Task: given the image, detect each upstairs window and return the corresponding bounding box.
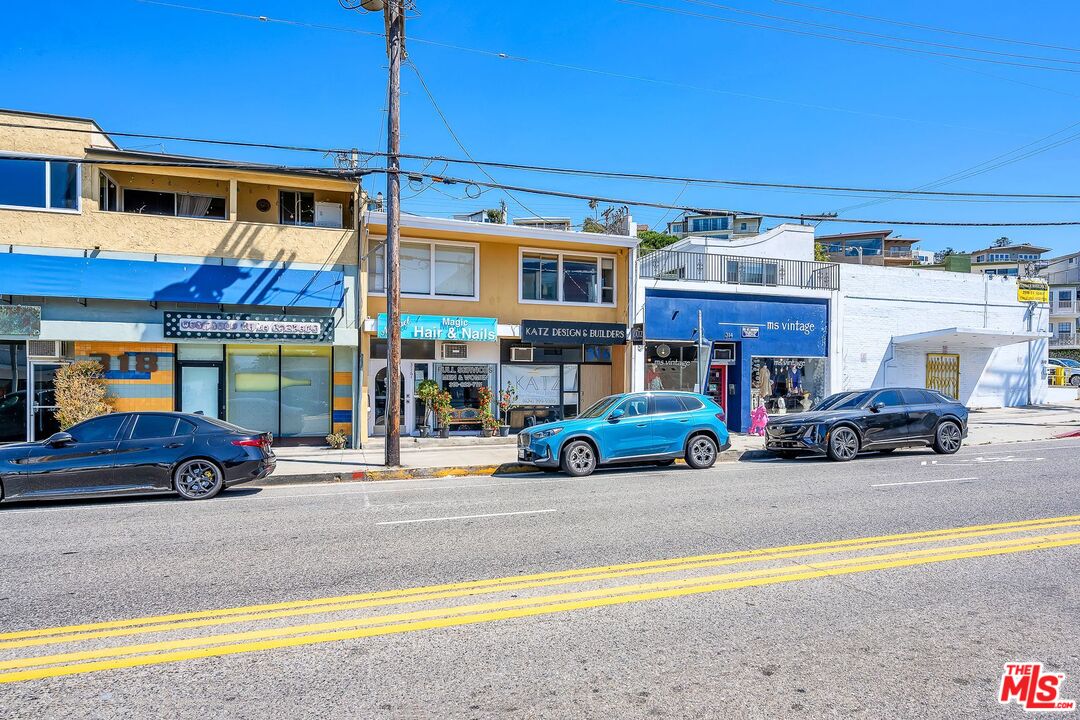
[520,250,616,305]
[122,188,226,219]
[0,158,80,211]
[690,216,730,233]
[369,239,478,299]
[279,190,315,226]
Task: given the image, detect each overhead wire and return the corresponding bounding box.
[773,0,1080,54]
[679,0,1080,67]
[617,1,1080,73]
[3,121,1078,201]
[128,0,1021,135]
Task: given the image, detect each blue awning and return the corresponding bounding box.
[0,252,344,308]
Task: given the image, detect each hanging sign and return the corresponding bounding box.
[377,313,497,342]
[1017,279,1049,303]
[164,312,334,342]
[521,320,627,345]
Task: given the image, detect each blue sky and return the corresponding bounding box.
[2,0,1078,255]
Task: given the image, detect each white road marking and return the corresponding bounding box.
[376,509,558,525]
[871,477,979,488]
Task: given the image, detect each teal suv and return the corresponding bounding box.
[517,392,731,477]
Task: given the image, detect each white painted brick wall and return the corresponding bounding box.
[839,265,1049,407]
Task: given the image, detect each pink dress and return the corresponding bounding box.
[749,404,769,436]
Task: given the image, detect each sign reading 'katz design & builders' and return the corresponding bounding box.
[164,312,335,342]
[521,320,627,346]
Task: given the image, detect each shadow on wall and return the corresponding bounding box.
[150,223,299,307]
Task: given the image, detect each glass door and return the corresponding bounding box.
[178,363,224,419]
[29,362,63,441]
[410,362,432,433]
[371,361,406,437]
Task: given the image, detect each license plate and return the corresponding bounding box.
[517,449,527,460]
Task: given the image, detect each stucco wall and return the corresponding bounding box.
[839,265,1049,407]
[364,234,631,327]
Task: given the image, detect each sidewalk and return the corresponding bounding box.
[261,401,1080,485]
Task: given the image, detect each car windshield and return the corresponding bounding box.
[576,396,621,419]
[1058,358,1080,368]
[812,391,874,411]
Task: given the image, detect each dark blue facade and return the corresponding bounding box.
[644,289,829,432]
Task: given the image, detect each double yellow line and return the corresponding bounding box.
[1,515,1077,684]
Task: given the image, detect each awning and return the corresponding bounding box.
[891,327,1049,350]
[0,252,344,308]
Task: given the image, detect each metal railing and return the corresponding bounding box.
[1053,300,1075,313]
[639,249,840,290]
[1050,333,1080,347]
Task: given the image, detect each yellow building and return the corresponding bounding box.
[0,109,361,445]
[359,213,637,440]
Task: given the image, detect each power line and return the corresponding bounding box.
[128,0,1020,135]
[2,151,1074,226]
[679,0,1080,67]
[833,121,1080,214]
[407,60,544,220]
[618,1,1080,73]
[4,120,1079,200]
[773,0,1080,54]
[376,170,1080,227]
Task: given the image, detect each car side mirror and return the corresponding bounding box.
[46,432,74,447]
[608,408,625,423]
[870,401,885,412]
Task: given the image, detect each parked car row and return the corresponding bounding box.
[1047,358,1080,386]
[1,385,969,504]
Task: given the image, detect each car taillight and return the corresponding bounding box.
[715,412,725,422]
[232,438,264,447]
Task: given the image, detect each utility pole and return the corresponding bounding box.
[384,0,404,467]
[341,0,404,466]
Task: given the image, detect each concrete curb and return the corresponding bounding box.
[255,448,757,487]
[251,435,1071,488]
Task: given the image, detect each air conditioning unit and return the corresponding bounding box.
[510,345,534,362]
[442,343,468,359]
[28,340,62,358]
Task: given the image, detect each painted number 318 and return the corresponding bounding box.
[89,353,159,374]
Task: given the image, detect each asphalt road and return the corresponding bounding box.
[1,438,1078,719]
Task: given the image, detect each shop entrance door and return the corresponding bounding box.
[926,353,960,400]
[28,361,64,442]
[177,362,225,419]
[408,362,433,433]
[706,364,728,415]
[370,361,406,437]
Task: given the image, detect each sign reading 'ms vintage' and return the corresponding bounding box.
[521,320,627,346]
[164,312,334,342]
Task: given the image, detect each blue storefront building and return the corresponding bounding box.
[642,288,830,432]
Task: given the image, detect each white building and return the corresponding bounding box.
[837,265,1049,408]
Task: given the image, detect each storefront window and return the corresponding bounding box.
[436,364,495,429]
[280,346,331,437]
[645,343,699,391]
[502,364,561,428]
[751,357,827,416]
[0,341,28,443]
[227,345,280,435]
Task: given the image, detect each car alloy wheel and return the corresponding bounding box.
[934,422,963,455]
[686,435,718,469]
[827,427,859,462]
[174,459,224,500]
[1071,375,1080,387]
[562,441,596,478]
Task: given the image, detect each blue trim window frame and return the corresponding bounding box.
[0,154,81,213]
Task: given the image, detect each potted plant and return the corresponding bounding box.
[415,379,440,438]
[497,382,517,437]
[434,390,453,439]
[478,386,497,437]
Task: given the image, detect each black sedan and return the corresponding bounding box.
[0,412,275,503]
[765,388,968,461]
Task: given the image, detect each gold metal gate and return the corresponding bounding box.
[926,353,960,400]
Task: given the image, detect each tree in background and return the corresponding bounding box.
[53,360,112,430]
[934,247,962,263]
[485,208,505,224]
[637,229,681,255]
[992,236,1011,247]
[814,243,830,262]
[582,217,606,233]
